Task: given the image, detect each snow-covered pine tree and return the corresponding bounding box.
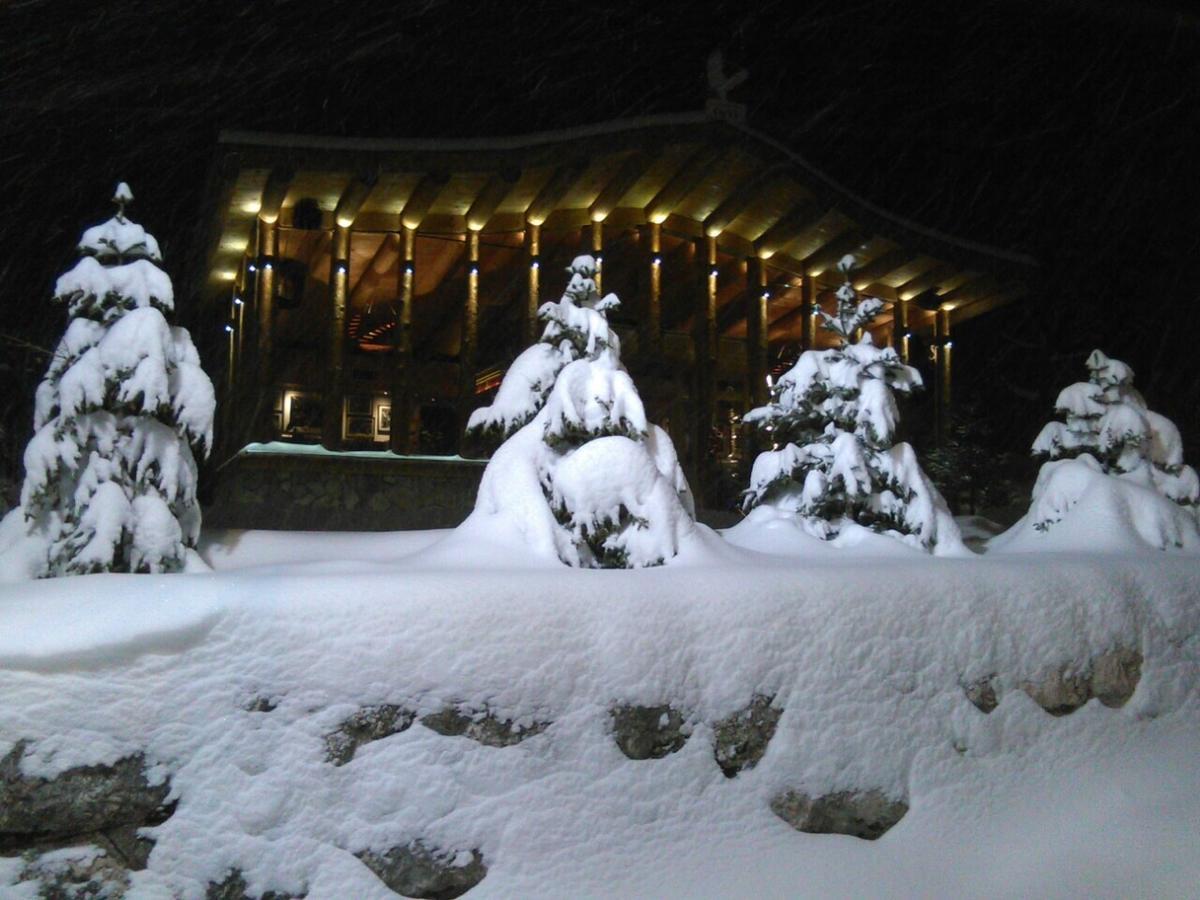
[464,255,695,567]
[465,255,621,450]
[1030,350,1199,523]
[6,183,215,576]
[740,255,959,551]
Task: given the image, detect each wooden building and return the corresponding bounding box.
[196,108,1037,525]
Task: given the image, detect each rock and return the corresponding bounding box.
[712,694,781,777]
[323,705,415,766]
[0,741,174,858]
[356,843,487,899]
[206,868,306,899]
[963,675,998,714]
[609,705,689,760]
[770,789,908,840]
[13,845,132,900]
[420,708,548,747]
[1091,647,1142,708]
[244,696,278,713]
[1021,666,1092,716]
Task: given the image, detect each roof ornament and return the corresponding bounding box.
[705,51,748,125]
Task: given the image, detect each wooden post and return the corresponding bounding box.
[391,227,416,454]
[254,216,277,441]
[458,230,480,452]
[894,296,911,363]
[800,274,816,351]
[645,222,662,358]
[746,257,769,406]
[322,223,351,450]
[936,306,952,445]
[524,223,540,345]
[591,220,603,295]
[692,235,719,506]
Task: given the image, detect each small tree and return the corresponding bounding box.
[741,255,958,551]
[467,255,695,567]
[1032,349,1199,517]
[11,183,215,575]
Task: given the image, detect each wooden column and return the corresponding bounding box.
[254,216,277,440]
[322,223,351,450]
[524,223,541,345]
[746,257,769,406]
[590,220,603,295]
[894,296,911,363]
[458,230,480,451]
[692,235,719,505]
[935,306,952,444]
[800,274,816,351]
[645,222,662,358]
[390,227,416,454]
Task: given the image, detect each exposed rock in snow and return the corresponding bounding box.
[354,843,486,899]
[1091,647,1142,709]
[0,741,172,860]
[8,844,133,899]
[420,707,549,747]
[770,789,909,841]
[206,868,307,900]
[1022,665,1093,717]
[323,705,415,767]
[712,694,781,778]
[963,675,999,714]
[610,704,690,760]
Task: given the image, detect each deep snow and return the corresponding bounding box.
[1,523,1198,898]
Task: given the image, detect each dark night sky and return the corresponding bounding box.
[2,0,1199,483]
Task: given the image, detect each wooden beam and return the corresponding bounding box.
[897,263,959,299]
[643,222,662,356]
[399,172,449,230]
[803,228,870,277]
[703,174,785,238]
[851,247,917,287]
[526,164,586,226]
[458,231,480,452]
[334,174,377,228]
[257,168,293,224]
[350,231,400,303]
[644,145,728,225]
[465,171,518,232]
[590,151,653,222]
[935,274,996,309]
[524,223,540,345]
[752,199,825,258]
[322,223,352,451]
[746,257,769,407]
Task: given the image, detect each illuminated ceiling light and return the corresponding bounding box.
[757,248,775,260]
[900,291,915,301]
[467,220,484,232]
[705,225,722,238]
[336,214,355,228]
[526,214,545,227]
[941,303,956,312]
[233,297,244,306]
[808,268,824,278]
[240,199,262,215]
[853,281,869,291]
[222,236,249,252]
[648,211,668,225]
[217,270,237,282]
[591,209,608,223]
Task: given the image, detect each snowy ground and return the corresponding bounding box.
[1,524,1198,898]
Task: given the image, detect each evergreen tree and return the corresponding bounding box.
[466,255,695,567]
[741,255,958,551]
[10,184,215,576]
[1032,349,1199,515]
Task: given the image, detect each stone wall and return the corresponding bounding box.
[204,450,487,531]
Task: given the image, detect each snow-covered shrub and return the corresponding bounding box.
[0,184,215,577]
[463,256,694,567]
[1000,349,1200,551]
[740,255,959,553]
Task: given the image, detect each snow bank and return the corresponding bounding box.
[2,532,1198,897]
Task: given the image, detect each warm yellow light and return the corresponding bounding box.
[941,302,956,312]
[757,248,775,260]
[808,269,824,278]
[467,220,484,232]
[259,212,279,225]
[900,291,916,301]
[222,236,249,253]
[649,211,668,225]
[217,270,237,282]
[336,214,355,228]
[240,199,262,215]
[591,209,608,223]
[526,214,545,227]
[853,281,869,291]
[706,225,723,238]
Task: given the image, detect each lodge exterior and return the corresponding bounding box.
[196,105,1037,528]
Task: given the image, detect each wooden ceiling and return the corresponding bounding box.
[200,112,1037,338]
